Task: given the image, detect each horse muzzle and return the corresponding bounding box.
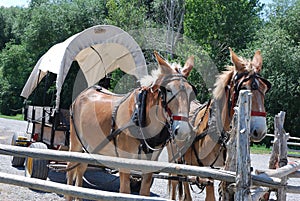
[172,120,195,142]
[250,116,267,142]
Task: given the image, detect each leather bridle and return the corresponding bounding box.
[159,74,191,122]
[228,72,271,117]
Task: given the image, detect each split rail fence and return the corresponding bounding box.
[0,90,299,200]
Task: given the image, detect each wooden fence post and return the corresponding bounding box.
[276,111,289,201]
[235,90,252,201]
[220,111,237,200]
[220,90,252,201]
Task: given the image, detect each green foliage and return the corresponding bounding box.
[0,7,26,49]
[22,0,107,57]
[245,0,300,137]
[0,43,33,115]
[271,0,300,43]
[105,0,149,30]
[184,0,263,69]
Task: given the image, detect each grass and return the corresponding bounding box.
[250,144,272,154]
[251,144,300,157]
[0,114,24,121]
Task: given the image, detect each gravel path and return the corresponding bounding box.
[0,117,299,200]
[0,118,65,201]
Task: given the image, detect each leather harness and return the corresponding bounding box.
[70,74,192,157]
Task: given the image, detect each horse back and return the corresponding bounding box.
[70,86,128,155]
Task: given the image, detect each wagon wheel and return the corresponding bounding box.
[11,133,26,167]
[25,142,49,180]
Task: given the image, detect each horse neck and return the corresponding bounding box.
[143,89,165,132]
[124,88,165,137]
[215,93,233,132]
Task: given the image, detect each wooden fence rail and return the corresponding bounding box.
[0,143,285,188]
[0,172,169,201]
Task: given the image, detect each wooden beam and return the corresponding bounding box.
[0,172,169,201]
[0,144,235,182]
[255,161,300,178]
[290,170,300,178]
[235,90,252,201]
[286,185,300,194]
[277,111,289,201]
[251,187,269,201]
[0,144,283,188]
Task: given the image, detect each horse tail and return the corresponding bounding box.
[167,179,172,197]
[168,176,182,200]
[178,180,184,200]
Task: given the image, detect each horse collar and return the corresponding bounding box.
[132,89,148,127]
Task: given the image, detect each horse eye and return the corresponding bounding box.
[166,89,172,93]
[251,81,258,90]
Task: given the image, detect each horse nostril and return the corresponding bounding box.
[174,125,180,136]
[253,130,258,137]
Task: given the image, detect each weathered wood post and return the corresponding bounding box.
[276,111,289,200]
[220,90,252,201]
[220,110,237,200]
[266,111,289,200]
[235,90,252,201]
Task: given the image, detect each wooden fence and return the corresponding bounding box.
[0,90,299,200]
[266,133,300,158]
[219,90,300,200]
[254,111,300,200]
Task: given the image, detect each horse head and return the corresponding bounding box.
[228,48,271,141]
[142,52,196,145]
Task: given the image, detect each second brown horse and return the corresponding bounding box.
[168,48,271,201]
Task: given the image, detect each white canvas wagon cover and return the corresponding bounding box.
[21,25,147,109]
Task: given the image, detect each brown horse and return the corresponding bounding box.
[168,48,271,201]
[66,52,196,200]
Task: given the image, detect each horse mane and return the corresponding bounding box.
[213,57,255,100]
[140,62,181,87]
[140,69,161,87]
[212,66,234,100]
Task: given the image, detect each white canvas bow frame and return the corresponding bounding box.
[21,25,147,110]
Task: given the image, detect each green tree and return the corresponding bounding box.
[0,43,34,115]
[245,0,300,136]
[105,0,148,30]
[0,7,25,49]
[184,0,263,69]
[22,0,107,58]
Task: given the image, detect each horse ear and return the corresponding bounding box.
[181,56,194,77]
[252,50,263,73]
[229,47,244,72]
[154,51,173,74]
